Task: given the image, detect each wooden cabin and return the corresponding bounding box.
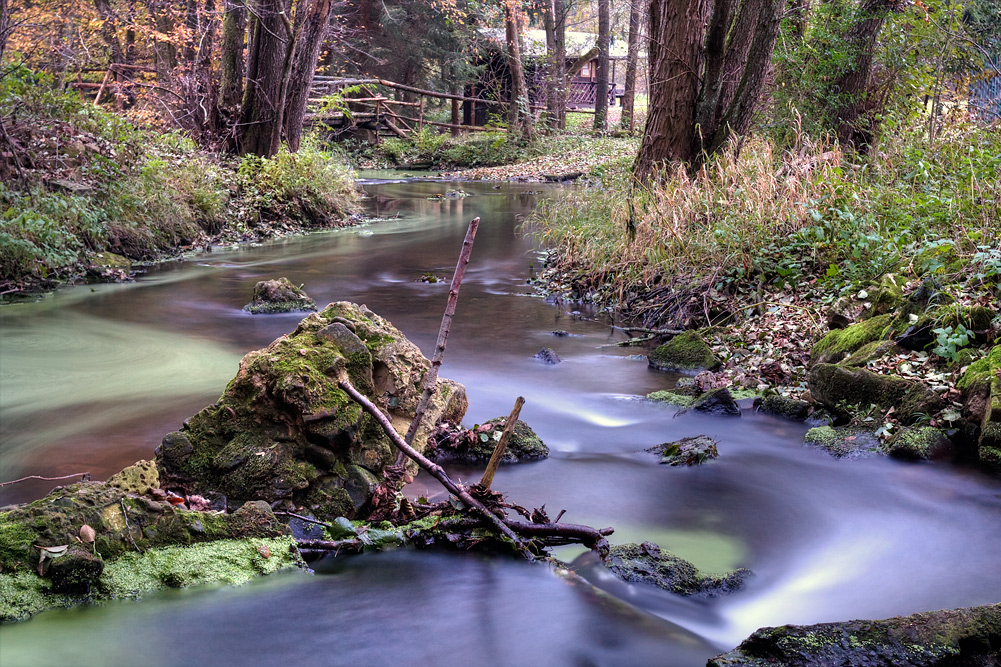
[463,29,634,127]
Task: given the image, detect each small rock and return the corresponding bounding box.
[243,277,316,314]
[648,331,720,374]
[535,348,562,364]
[755,395,811,421]
[690,388,741,416]
[648,435,719,466]
[603,542,750,598]
[804,425,882,459]
[47,547,104,594]
[884,426,954,461]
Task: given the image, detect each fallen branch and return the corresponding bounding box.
[337,374,531,557]
[0,472,91,488]
[399,217,480,458]
[479,396,524,489]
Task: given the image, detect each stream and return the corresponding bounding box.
[1,175,1000,666]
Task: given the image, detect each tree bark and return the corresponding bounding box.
[633,0,710,181]
[831,0,904,148]
[503,1,534,139]
[284,0,333,152]
[0,0,10,65]
[593,0,610,131]
[239,0,289,156]
[218,0,247,123]
[621,0,643,132]
[542,0,568,130]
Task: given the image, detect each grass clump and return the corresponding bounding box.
[530,122,1001,324]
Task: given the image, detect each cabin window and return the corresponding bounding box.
[580,62,592,79]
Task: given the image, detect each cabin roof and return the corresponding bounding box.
[478,29,634,59]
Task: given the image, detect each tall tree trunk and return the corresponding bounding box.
[831,0,903,148]
[504,1,534,139]
[593,0,610,130]
[147,0,178,83]
[283,0,333,152]
[239,0,289,156]
[633,0,710,181]
[621,0,643,132]
[93,0,127,107]
[218,0,247,123]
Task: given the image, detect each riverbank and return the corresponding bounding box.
[0,68,359,295]
[530,121,1001,469]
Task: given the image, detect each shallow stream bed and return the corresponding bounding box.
[1,176,1000,666]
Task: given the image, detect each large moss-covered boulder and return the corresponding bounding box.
[602,542,749,598]
[808,363,945,424]
[157,302,468,519]
[648,331,721,374]
[708,603,1001,667]
[243,278,317,314]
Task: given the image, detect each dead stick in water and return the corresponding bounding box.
[479,396,525,489]
[395,216,480,465]
[338,374,530,556]
[0,472,91,487]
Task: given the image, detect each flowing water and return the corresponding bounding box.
[2,176,1000,666]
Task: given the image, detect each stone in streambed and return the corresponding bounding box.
[243,277,317,314]
[708,603,1001,667]
[648,435,719,466]
[883,426,955,461]
[754,395,812,421]
[804,425,881,459]
[156,301,468,519]
[690,388,741,416]
[534,348,562,364]
[430,418,548,464]
[603,541,749,598]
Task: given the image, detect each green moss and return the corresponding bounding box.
[883,426,953,461]
[102,536,301,597]
[804,425,882,459]
[646,390,695,407]
[0,514,37,572]
[0,572,57,623]
[648,330,721,373]
[957,345,1001,394]
[728,388,760,400]
[842,340,897,367]
[808,363,945,423]
[811,313,893,365]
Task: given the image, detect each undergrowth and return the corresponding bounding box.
[0,66,358,290]
[530,119,1001,322]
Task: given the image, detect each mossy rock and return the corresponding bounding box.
[645,390,695,407]
[430,418,548,463]
[0,536,303,623]
[754,395,812,421]
[883,426,954,461]
[243,277,317,314]
[807,363,945,424]
[157,302,467,520]
[689,387,741,416]
[867,273,905,317]
[841,340,899,368]
[811,314,893,365]
[648,331,721,374]
[107,460,160,495]
[648,435,719,466]
[602,541,749,598]
[708,603,1001,667]
[804,425,882,459]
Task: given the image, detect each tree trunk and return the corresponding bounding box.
[284,0,333,152]
[504,1,534,139]
[239,0,289,156]
[0,0,10,65]
[593,0,610,131]
[218,0,247,123]
[633,0,710,181]
[831,0,903,148]
[621,0,643,132]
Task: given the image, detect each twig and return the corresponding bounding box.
[120,498,143,553]
[0,472,91,487]
[338,374,530,557]
[274,511,334,529]
[396,217,480,464]
[479,396,525,489]
[296,538,363,551]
